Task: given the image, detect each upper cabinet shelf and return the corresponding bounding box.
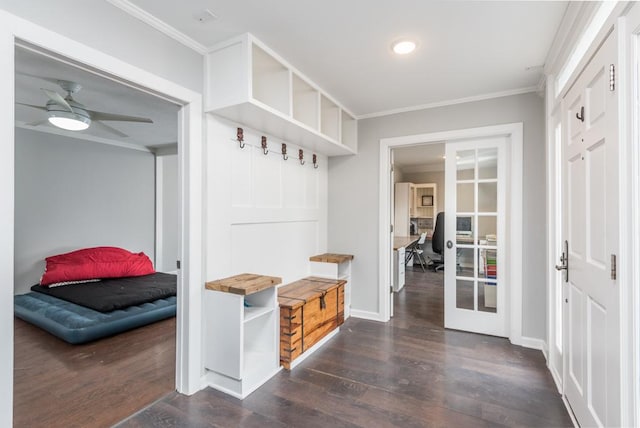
[205,33,357,157]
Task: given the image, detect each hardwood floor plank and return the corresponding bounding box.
[14,317,176,428]
[117,266,572,427]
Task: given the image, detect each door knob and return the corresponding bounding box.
[555,263,567,271]
[446,240,453,249]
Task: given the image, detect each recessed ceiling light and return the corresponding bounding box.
[392,40,417,55]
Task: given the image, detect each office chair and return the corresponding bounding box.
[431,212,445,271]
[405,232,428,272]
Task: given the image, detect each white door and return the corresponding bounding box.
[561,30,620,427]
[444,137,507,336]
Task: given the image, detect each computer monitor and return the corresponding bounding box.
[456,216,472,235]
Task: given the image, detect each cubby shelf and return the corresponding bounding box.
[205,33,357,157]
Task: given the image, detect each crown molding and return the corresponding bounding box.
[357,86,538,120]
[105,0,207,55]
[543,2,600,77]
[15,121,154,153]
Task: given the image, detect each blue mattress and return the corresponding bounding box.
[14,292,176,344]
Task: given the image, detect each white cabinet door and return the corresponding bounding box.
[444,137,507,337]
[561,30,620,427]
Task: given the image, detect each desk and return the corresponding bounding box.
[392,234,432,291]
[393,235,418,250]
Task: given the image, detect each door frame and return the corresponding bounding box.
[378,122,524,344]
[0,10,204,424]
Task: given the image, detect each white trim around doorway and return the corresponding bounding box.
[0,10,203,426]
[378,122,524,344]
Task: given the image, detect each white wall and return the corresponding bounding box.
[157,154,179,272]
[0,1,203,93]
[329,92,547,340]
[14,128,155,294]
[206,116,328,285]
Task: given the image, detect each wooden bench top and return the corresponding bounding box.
[278,276,347,309]
[309,253,354,264]
[205,273,282,296]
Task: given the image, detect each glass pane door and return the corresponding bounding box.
[444,138,506,336]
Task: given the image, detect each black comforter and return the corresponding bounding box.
[31,272,177,313]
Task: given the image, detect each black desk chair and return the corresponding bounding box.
[431,212,445,271]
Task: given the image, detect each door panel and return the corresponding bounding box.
[444,137,506,336]
[562,30,619,427]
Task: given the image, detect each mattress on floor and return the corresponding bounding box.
[31,272,177,312]
[14,291,176,344]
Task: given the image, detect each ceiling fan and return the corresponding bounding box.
[16,76,153,138]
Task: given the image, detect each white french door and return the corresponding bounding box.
[444,137,507,336]
[561,30,620,427]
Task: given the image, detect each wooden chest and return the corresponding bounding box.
[278,276,345,369]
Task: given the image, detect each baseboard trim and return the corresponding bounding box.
[516,336,546,351]
[549,363,563,394]
[350,309,385,322]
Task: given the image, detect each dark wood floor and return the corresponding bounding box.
[118,268,572,427]
[13,316,176,427]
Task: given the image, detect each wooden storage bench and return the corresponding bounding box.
[278,276,346,369]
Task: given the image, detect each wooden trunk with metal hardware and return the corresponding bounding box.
[278,277,345,369]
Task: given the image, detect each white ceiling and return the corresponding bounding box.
[14,47,179,149]
[394,143,445,172]
[127,0,567,116]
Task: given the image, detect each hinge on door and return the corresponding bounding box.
[390,163,394,172]
[609,64,615,91]
[176,260,181,269]
[390,285,393,294]
[611,254,617,280]
[390,224,394,233]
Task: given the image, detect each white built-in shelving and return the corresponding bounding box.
[205,33,357,157]
[204,277,280,399]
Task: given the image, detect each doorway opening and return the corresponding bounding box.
[391,143,446,319]
[12,44,181,426]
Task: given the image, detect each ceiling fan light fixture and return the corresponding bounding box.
[392,40,417,55]
[48,111,90,131]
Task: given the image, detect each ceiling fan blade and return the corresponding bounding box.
[24,119,49,127]
[88,110,153,123]
[93,120,128,138]
[16,102,47,111]
[42,89,73,112]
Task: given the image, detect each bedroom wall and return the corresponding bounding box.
[206,117,328,285]
[14,128,155,294]
[329,92,547,340]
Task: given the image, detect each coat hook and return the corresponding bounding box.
[281,143,288,161]
[313,154,318,169]
[261,136,268,155]
[299,149,305,165]
[236,127,245,148]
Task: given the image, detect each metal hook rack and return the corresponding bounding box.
[235,127,245,148]
[298,149,305,165]
[281,143,288,161]
[313,154,319,169]
[261,136,269,155]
